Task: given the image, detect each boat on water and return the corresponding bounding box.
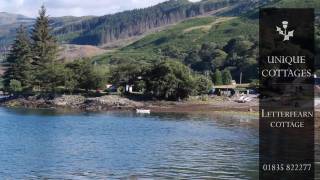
[136,109,151,114]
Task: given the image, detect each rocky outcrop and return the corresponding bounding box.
[51,95,86,107]
[83,95,143,111]
[1,95,144,111]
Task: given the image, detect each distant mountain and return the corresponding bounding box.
[0,12,33,25]
[0,12,34,40]
[0,13,93,61]
[0,13,34,61]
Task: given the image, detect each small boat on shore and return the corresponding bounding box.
[136,109,151,114]
[236,96,252,103]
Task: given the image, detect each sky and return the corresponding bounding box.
[0,0,201,17]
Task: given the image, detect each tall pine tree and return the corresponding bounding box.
[31,5,59,92]
[3,25,33,92]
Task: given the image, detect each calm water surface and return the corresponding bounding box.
[0,108,258,179]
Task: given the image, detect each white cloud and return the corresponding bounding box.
[0,0,201,17]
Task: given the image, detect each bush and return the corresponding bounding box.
[222,69,232,85]
[195,75,212,95]
[213,69,223,85]
[9,79,22,94]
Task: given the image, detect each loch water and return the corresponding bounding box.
[0,107,260,179]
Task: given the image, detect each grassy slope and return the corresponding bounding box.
[92,0,320,65]
[93,16,258,64]
[271,0,320,8]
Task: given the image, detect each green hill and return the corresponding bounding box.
[54,0,246,45]
[0,0,265,62]
[92,0,320,83]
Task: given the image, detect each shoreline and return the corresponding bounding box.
[0,94,258,114]
[1,95,319,130]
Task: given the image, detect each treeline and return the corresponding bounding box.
[3,6,212,100]
[3,6,107,94]
[55,0,239,45]
[109,60,212,100]
[160,37,258,84]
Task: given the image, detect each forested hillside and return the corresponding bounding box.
[92,0,320,84]
[53,0,264,45]
[0,0,264,61]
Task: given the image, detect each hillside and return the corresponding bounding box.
[53,0,246,45]
[0,12,34,61]
[0,12,33,25]
[0,0,264,61]
[92,0,320,83]
[59,44,107,62]
[1,0,320,88]
[0,14,93,61]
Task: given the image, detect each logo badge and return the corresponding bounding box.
[276,21,294,41]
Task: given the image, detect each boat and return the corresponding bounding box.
[136,109,151,114]
[236,96,252,103]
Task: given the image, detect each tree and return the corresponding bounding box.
[110,63,147,87]
[38,63,65,92]
[63,68,78,94]
[195,75,212,95]
[199,42,216,62]
[213,69,222,85]
[211,49,227,69]
[9,79,22,94]
[65,60,108,91]
[162,45,184,59]
[222,69,232,85]
[145,60,195,100]
[224,37,253,56]
[193,43,217,72]
[30,6,58,91]
[184,50,201,66]
[3,25,33,91]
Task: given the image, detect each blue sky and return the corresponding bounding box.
[0,0,200,17]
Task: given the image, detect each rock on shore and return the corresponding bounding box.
[2,95,144,111]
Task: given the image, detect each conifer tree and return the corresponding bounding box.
[3,25,33,91]
[31,5,58,92]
